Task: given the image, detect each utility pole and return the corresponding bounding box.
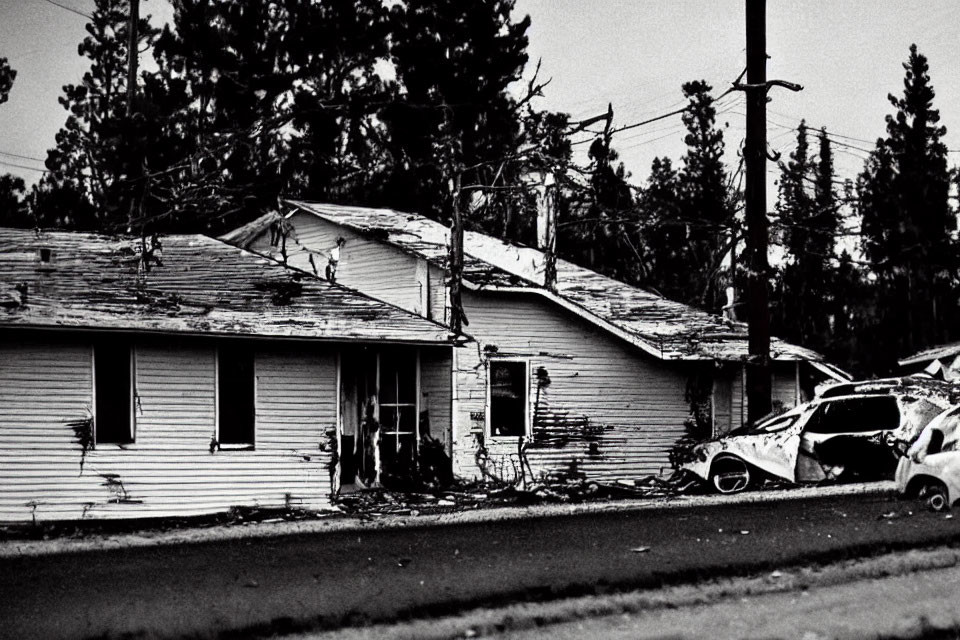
[449,173,467,335]
[739,0,802,423]
[744,0,770,423]
[125,0,141,230]
[126,0,139,116]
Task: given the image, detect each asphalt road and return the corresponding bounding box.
[2,492,959,640]
[502,561,960,640]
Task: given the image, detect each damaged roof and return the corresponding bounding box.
[899,341,960,368]
[280,200,838,365]
[0,228,453,344]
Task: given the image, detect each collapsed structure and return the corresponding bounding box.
[224,201,849,489]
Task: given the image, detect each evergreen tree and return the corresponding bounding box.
[638,81,737,312]
[771,122,839,353]
[382,0,532,231]
[858,44,957,369]
[0,174,30,227]
[634,156,684,296]
[558,133,636,279]
[150,0,393,232]
[0,57,16,105]
[0,57,26,226]
[31,0,158,230]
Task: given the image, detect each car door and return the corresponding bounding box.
[800,395,901,478]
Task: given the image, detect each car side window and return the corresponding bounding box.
[752,414,798,433]
[804,396,900,435]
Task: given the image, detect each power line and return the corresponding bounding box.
[0,149,46,163]
[0,159,49,173]
[39,0,92,19]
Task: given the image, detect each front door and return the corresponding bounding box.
[378,349,419,485]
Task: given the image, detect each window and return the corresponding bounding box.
[804,396,900,435]
[94,342,134,445]
[488,360,528,437]
[378,350,418,479]
[751,413,798,434]
[217,346,255,446]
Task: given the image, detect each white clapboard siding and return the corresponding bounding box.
[419,346,452,453]
[249,211,423,315]
[0,339,335,523]
[452,291,691,481]
[428,264,448,325]
[772,363,801,409]
[729,362,801,432]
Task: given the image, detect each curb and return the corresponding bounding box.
[0,481,896,558]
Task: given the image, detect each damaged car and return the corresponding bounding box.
[896,405,960,511]
[681,381,947,494]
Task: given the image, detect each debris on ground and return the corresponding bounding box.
[334,471,699,517]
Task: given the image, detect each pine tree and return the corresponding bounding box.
[382,0,532,230]
[0,57,27,226]
[0,175,30,227]
[0,57,16,105]
[638,81,737,312]
[858,44,957,369]
[635,156,685,297]
[31,0,157,230]
[771,122,840,353]
[149,0,394,232]
[559,134,636,279]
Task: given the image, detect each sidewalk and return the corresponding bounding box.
[0,481,895,558]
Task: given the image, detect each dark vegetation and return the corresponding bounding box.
[0,3,956,377]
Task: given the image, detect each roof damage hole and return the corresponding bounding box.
[254,277,304,305]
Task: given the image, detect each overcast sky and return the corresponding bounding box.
[2,1,959,195]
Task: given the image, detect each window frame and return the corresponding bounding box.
[803,395,901,435]
[215,345,257,450]
[486,358,531,439]
[91,342,136,446]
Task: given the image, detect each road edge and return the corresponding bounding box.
[0,481,895,558]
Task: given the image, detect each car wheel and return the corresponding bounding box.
[923,483,949,512]
[710,456,752,494]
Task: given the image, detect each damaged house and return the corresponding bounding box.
[223,201,850,486]
[0,228,456,523]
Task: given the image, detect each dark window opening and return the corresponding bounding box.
[804,396,900,435]
[218,346,255,446]
[94,342,134,445]
[489,361,527,437]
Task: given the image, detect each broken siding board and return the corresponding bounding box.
[0,338,334,523]
[453,291,691,481]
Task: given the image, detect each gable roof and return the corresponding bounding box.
[276,201,837,367]
[0,228,453,345]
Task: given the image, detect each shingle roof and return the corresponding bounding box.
[0,228,453,344]
[282,200,829,363]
